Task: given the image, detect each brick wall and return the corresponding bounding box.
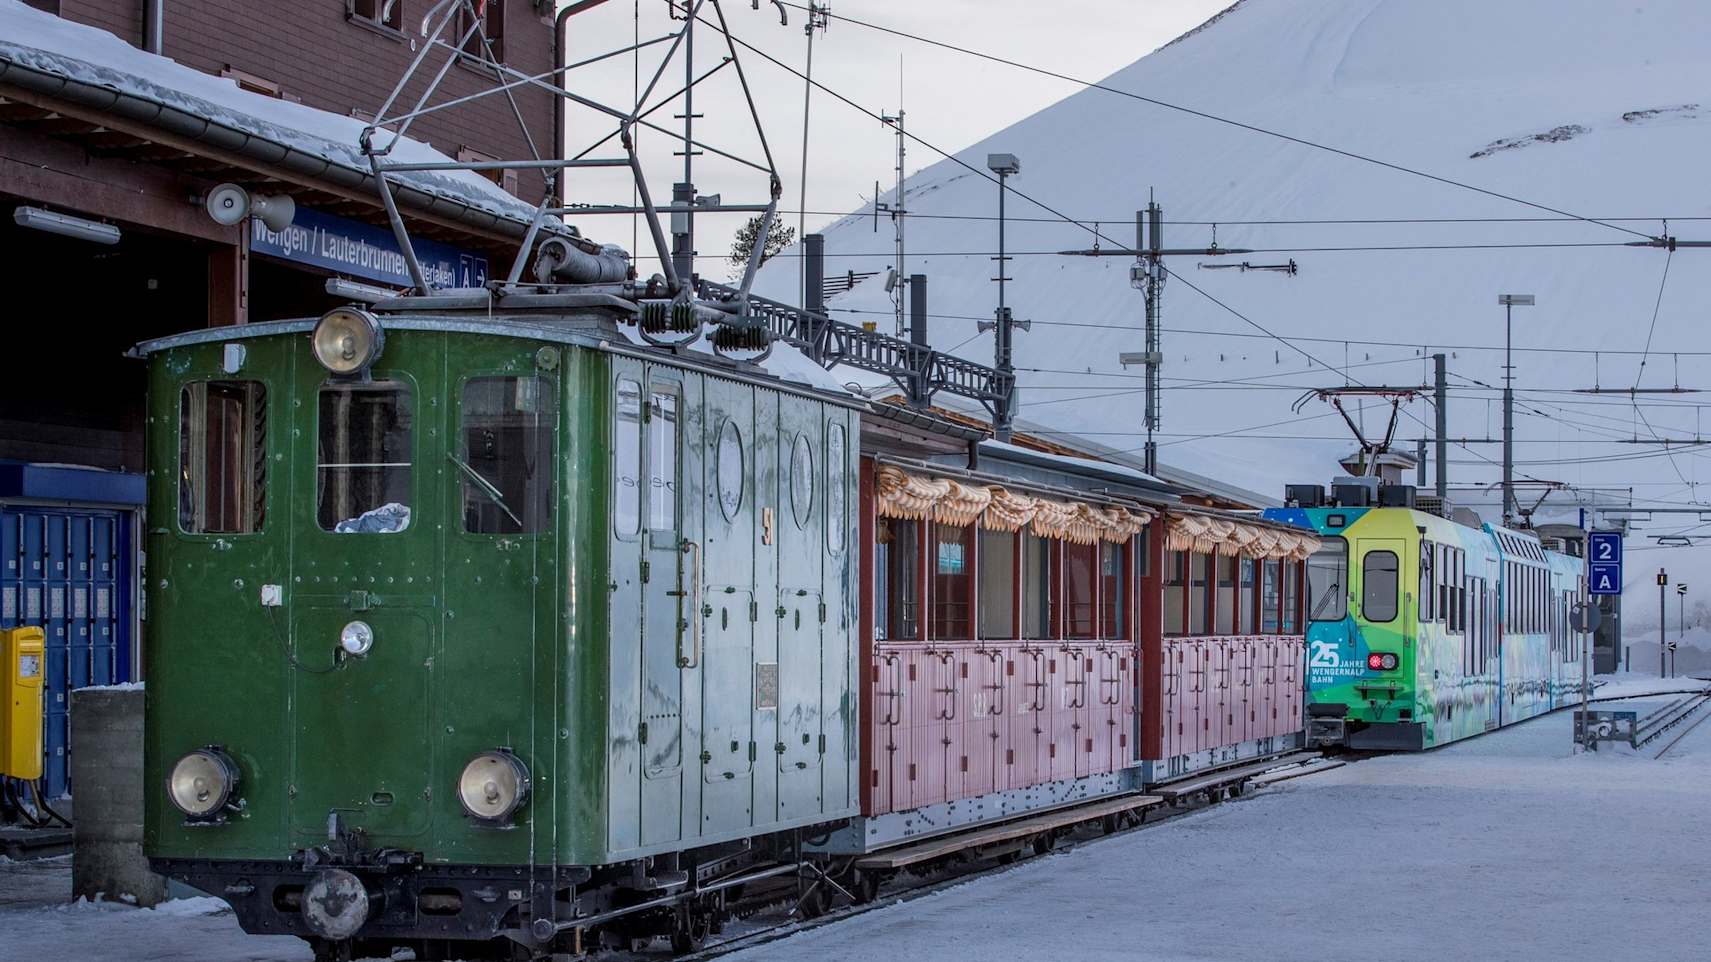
[56,0,557,199]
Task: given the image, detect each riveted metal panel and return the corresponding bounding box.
[774,394,825,822]
[751,387,780,826]
[699,376,759,836]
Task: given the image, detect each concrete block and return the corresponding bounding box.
[70,687,168,908]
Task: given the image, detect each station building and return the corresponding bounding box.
[0,0,562,794]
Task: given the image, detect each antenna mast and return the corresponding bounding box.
[797,1,827,308]
[880,105,906,336]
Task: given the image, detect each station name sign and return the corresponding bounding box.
[251,206,488,290]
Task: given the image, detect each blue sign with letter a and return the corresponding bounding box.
[1587,530,1623,595]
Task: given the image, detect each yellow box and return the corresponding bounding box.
[1,626,45,781]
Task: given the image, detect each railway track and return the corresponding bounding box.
[1647,693,1711,760]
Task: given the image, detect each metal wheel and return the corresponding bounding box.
[669,905,712,955]
[1031,833,1054,857]
[851,868,884,904]
[1101,813,1122,835]
[797,875,832,918]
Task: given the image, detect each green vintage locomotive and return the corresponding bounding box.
[141,298,860,958]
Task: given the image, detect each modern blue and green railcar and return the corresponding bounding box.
[1263,502,1588,750]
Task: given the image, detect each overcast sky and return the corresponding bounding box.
[555,0,1231,276]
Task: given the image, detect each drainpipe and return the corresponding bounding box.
[144,0,164,54]
[554,0,617,207]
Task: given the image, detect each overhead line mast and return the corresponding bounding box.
[1060,197,1250,475]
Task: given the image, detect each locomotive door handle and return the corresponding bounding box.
[987,651,1006,716]
[676,540,702,668]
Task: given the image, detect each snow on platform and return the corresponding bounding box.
[727,687,1711,962]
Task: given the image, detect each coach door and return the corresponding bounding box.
[700,378,760,836]
[289,343,441,843]
[774,399,826,822]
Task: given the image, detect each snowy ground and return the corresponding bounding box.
[2,675,1705,962]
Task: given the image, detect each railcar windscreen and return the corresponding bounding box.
[1362,550,1400,623]
[317,380,413,533]
[458,376,555,534]
[1305,538,1348,622]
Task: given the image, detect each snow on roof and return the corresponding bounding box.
[979,439,1166,487]
[0,0,546,229]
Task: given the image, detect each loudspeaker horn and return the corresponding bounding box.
[251,193,296,233]
[204,183,250,226]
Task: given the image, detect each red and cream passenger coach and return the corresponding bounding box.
[822,406,1320,853]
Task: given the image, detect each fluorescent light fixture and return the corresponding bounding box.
[13,206,120,245]
[325,277,402,303]
[1498,293,1535,306]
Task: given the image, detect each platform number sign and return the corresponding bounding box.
[1587,531,1623,596]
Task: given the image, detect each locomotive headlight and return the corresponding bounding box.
[339,620,375,657]
[311,307,385,375]
[167,747,240,818]
[457,750,531,823]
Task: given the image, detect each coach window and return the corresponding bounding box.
[647,390,679,532]
[1283,561,1302,633]
[1100,540,1127,639]
[180,380,267,534]
[1362,550,1400,623]
[458,376,553,534]
[1188,552,1210,635]
[1213,554,1236,635]
[1260,559,1281,633]
[318,381,412,532]
[1419,542,1434,622]
[1305,539,1347,622]
[932,523,974,639]
[1022,533,1054,639]
[876,517,920,640]
[1238,558,1257,634]
[613,378,642,535]
[979,529,1018,638]
[1163,550,1187,635]
[827,422,847,553]
[1064,540,1097,639]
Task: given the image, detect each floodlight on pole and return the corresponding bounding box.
[1498,293,1535,526]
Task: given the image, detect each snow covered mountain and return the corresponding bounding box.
[751,0,1711,593]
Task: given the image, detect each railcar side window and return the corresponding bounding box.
[1064,540,1096,639]
[614,378,642,535]
[1163,550,1188,635]
[1213,554,1236,635]
[458,376,554,534]
[1100,540,1126,639]
[1282,561,1302,633]
[1188,553,1210,635]
[932,523,973,639]
[318,381,412,533]
[1362,550,1400,623]
[1022,534,1054,639]
[180,380,267,534]
[646,389,677,532]
[978,529,1017,639]
[1305,540,1347,622]
[1238,558,1257,634]
[876,517,920,640]
[1260,559,1281,633]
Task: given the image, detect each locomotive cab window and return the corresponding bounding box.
[457,376,554,534]
[1305,538,1347,622]
[180,380,267,534]
[1361,550,1400,623]
[647,389,679,532]
[317,380,413,533]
